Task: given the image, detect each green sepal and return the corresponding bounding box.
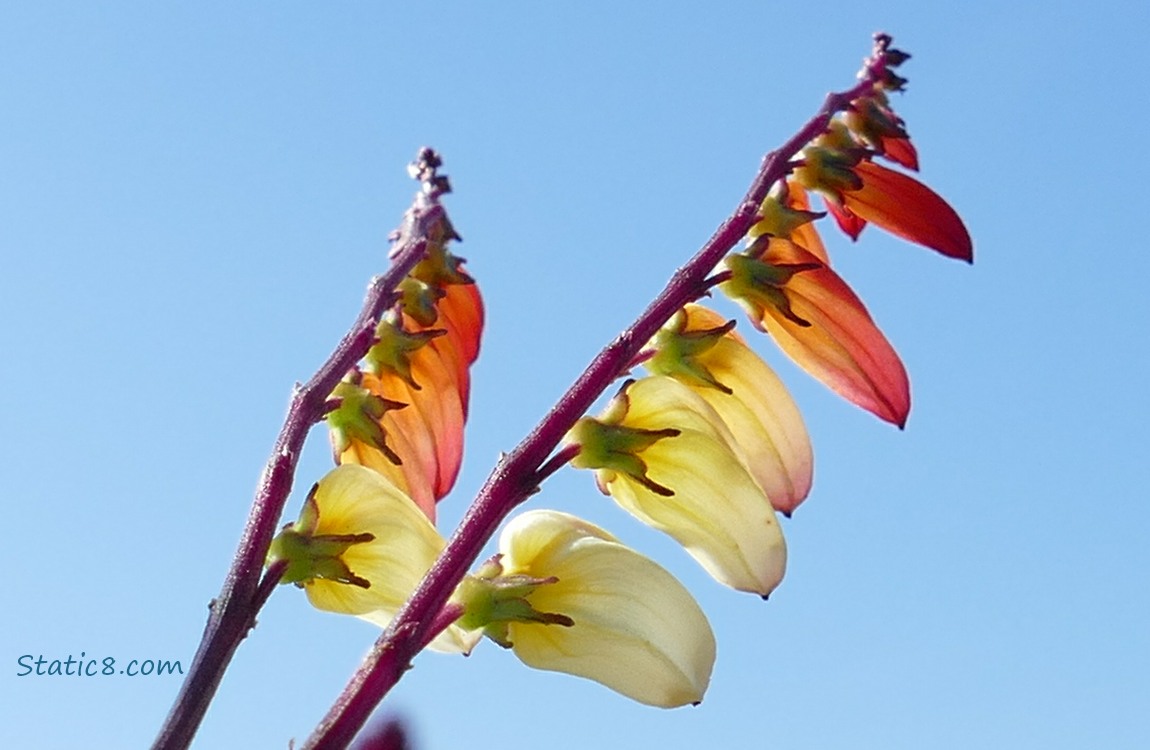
[410,235,474,289]
[454,558,575,649]
[749,191,826,241]
[398,277,444,327]
[644,309,737,395]
[266,490,376,588]
[720,248,822,328]
[794,143,864,200]
[365,315,446,389]
[567,385,681,497]
[325,374,406,464]
[844,97,909,151]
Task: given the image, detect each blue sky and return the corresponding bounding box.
[3,2,1148,748]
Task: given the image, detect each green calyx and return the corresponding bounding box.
[568,386,681,496]
[454,558,574,649]
[793,143,864,200]
[721,251,821,328]
[644,310,736,395]
[410,238,473,289]
[267,492,376,588]
[325,375,406,464]
[365,315,446,389]
[398,277,445,328]
[749,192,826,241]
[844,97,908,151]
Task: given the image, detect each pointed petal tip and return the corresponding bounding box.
[845,161,973,262]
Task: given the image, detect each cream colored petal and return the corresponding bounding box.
[607,377,787,596]
[355,607,482,655]
[500,510,715,708]
[677,304,813,515]
[301,466,442,618]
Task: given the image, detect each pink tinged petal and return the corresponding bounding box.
[500,510,716,708]
[842,160,973,262]
[673,305,813,516]
[600,377,787,596]
[733,240,911,427]
[826,198,867,241]
[880,135,919,171]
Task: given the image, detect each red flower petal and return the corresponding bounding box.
[748,239,911,427]
[879,136,919,171]
[825,199,867,241]
[842,161,972,262]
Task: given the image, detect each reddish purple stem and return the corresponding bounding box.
[301,43,894,750]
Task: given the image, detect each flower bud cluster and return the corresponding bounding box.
[325,163,483,521]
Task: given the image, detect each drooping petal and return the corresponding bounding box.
[647,304,813,516]
[840,160,972,262]
[298,465,442,616]
[879,135,919,171]
[499,510,716,708]
[722,239,911,427]
[339,362,465,521]
[288,465,477,654]
[572,377,787,596]
[436,279,484,370]
[825,198,867,241]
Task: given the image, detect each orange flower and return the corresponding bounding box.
[329,247,484,521]
[721,237,910,427]
[837,160,972,262]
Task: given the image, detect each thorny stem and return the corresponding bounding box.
[302,35,897,750]
[150,149,455,750]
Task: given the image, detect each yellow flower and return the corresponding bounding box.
[568,377,787,597]
[496,510,716,708]
[644,304,813,516]
[267,464,475,653]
